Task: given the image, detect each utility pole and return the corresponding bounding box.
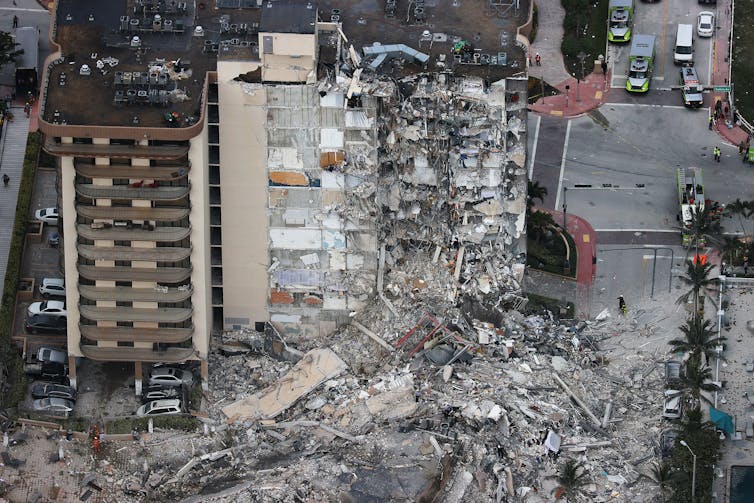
[562,186,568,232]
[565,84,570,108]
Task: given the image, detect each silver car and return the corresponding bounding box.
[37,347,67,365]
[149,367,194,387]
[34,207,59,225]
[136,399,182,417]
[32,397,75,416]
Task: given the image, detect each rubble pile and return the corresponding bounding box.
[123,257,665,502]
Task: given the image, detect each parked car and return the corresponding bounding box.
[25,314,67,335]
[48,232,60,247]
[31,383,76,401]
[664,360,682,384]
[34,207,59,225]
[663,390,683,419]
[39,278,65,298]
[697,11,714,37]
[136,399,183,417]
[660,429,678,458]
[142,384,182,402]
[27,300,67,318]
[32,397,74,416]
[25,361,69,384]
[37,347,67,365]
[149,367,194,387]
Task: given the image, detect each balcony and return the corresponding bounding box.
[44,139,189,159]
[75,164,190,181]
[79,345,196,363]
[78,245,191,262]
[80,325,194,343]
[78,264,192,282]
[79,305,193,323]
[77,224,190,242]
[77,206,190,222]
[75,184,189,201]
[79,285,193,303]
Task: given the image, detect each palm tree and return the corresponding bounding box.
[527,180,548,216]
[676,261,716,318]
[677,358,720,404]
[527,210,556,243]
[682,406,714,434]
[646,461,676,502]
[684,204,723,256]
[723,198,752,237]
[668,318,724,364]
[553,459,589,502]
[715,235,743,273]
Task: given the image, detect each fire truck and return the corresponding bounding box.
[678,167,705,247]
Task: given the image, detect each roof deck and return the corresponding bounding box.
[41,0,528,134]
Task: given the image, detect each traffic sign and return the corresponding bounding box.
[713,86,731,92]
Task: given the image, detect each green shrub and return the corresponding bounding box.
[529,5,539,45]
[189,383,203,411]
[0,132,40,409]
[560,0,608,78]
[106,415,199,434]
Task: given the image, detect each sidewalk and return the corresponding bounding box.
[528,71,610,118]
[524,208,597,317]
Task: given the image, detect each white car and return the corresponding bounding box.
[39,278,65,298]
[27,300,67,318]
[663,390,683,419]
[697,11,714,37]
[136,399,183,417]
[37,347,67,365]
[34,207,59,225]
[149,367,194,387]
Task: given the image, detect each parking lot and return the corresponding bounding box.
[14,167,196,422]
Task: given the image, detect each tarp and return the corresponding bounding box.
[709,406,734,434]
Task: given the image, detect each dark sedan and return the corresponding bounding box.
[25,314,67,335]
[31,383,76,401]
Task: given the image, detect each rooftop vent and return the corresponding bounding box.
[131,36,141,47]
[194,26,205,37]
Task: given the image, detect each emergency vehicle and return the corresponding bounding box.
[680,65,704,108]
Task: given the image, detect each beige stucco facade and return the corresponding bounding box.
[259,32,317,83]
[216,61,270,330]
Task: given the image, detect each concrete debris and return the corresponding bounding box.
[222,348,347,421]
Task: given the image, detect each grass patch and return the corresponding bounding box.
[189,383,203,411]
[733,0,754,123]
[529,5,539,45]
[561,0,608,79]
[528,76,561,103]
[527,229,578,278]
[0,132,40,410]
[106,415,200,434]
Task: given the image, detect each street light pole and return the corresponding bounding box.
[562,186,568,231]
[680,440,697,503]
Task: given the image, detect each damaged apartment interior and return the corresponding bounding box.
[0,1,671,502]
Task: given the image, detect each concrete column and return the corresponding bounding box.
[201,359,208,391]
[67,355,77,390]
[134,361,143,396]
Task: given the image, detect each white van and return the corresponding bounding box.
[674,24,694,64]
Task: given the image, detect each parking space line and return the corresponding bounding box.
[528,115,541,180]
[554,120,571,211]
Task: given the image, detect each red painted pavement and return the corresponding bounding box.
[536,208,597,285]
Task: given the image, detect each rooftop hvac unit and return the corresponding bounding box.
[163,19,173,31]
[120,16,130,32]
[130,18,140,28]
[131,36,141,47]
[194,26,205,37]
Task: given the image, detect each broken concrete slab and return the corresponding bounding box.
[222,348,347,421]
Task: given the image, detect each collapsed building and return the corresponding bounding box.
[2,1,682,501]
[38,0,529,386]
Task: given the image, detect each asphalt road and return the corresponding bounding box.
[608,0,720,95]
[527,0,747,313]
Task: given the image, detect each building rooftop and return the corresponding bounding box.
[41,0,527,132]
[259,0,317,34]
